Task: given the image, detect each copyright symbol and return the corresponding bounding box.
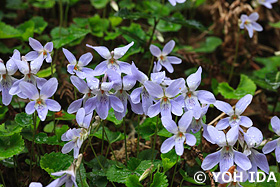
[194,171,206,184]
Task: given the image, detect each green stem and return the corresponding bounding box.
[59,0,64,36]
[13,156,19,187]
[101,122,105,154]
[170,156,179,187]
[124,120,128,164]
[277,161,279,172]
[179,179,184,187]
[228,29,240,82]
[104,129,118,162]
[152,116,159,162]
[0,170,6,187]
[78,168,84,187]
[29,112,37,183]
[137,116,140,158]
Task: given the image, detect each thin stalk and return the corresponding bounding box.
[152,116,159,162]
[104,129,118,162]
[137,116,140,158]
[13,156,19,187]
[90,141,105,170]
[272,90,279,114]
[101,122,105,154]
[59,0,64,36]
[29,112,37,183]
[78,168,84,187]
[277,161,279,172]
[200,128,203,151]
[170,156,179,187]
[16,96,22,112]
[123,120,128,164]
[228,29,240,82]
[0,170,6,187]
[179,179,184,187]
[64,0,69,27]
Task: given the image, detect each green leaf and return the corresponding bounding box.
[126,175,143,187]
[17,20,35,41]
[43,122,54,133]
[115,8,154,20]
[253,56,280,79]
[107,108,123,125]
[150,172,168,187]
[0,22,21,39]
[40,152,73,177]
[127,157,141,171]
[31,16,48,34]
[55,110,76,121]
[0,106,8,120]
[51,27,90,49]
[218,74,256,99]
[88,15,109,37]
[193,37,222,53]
[157,128,172,137]
[109,17,122,28]
[0,133,25,160]
[32,0,56,8]
[106,165,131,183]
[90,0,109,9]
[77,164,89,187]
[15,113,33,127]
[179,169,205,185]
[161,149,178,172]
[161,17,206,31]
[264,71,280,90]
[35,133,65,146]
[37,65,56,78]
[0,122,22,137]
[270,21,280,28]
[138,149,158,160]
[94,126,124,143]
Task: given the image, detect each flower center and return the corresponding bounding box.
[36,98,43,105]
[187,91,192,98]
[2,74,6,79]
[178,132,184,137]
[74,65,79,70]
[109,58,115,64]
[231,114,238,121]
[159,55,166,61]
[43,50,47,56]
[163,97,168,102]
[244,20,251,25]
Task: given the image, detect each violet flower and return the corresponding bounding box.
[10,54,47,99]
[257,0,278,9]
[144,78,185,119]
[263,116,280,162]
[181,66,216,110]
[84,71,124,119]
[168,0,186,6]
[150,40,182,73]
[19,78,61,121]
[67,76,95,114]
[86,42,134,75]
[201,125,252,172]
[61,128,88,158]
[243,127,269,180]
[76,108,93,129]
[63,48,94,79]
[239,12,263,38]
[160,111,196,156]
[214,94,253,134]
[0,57,18,106]
[25,37,53,63]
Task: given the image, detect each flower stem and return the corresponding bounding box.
[0,170,6,187]
[78,167,84,187]
[29,112,37,183]
[228,29,240,82]
[171,155,179,187]
[103,129,118,162]
[124,120,128,164]
[152,116,159,162]
[137,116,140,158]
[101,122,105,154]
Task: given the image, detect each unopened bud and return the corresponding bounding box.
[92,116,101,128]
[139,164,154,181]
[110,0,119,12]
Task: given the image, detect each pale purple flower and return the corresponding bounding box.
[19,78,61,121]
[263,116,280,162]
[46,163,78,187]
[61,128,87,158]
[10,54,47,99]
[76,108,92,129]
[144,78,185,119]
[215,167,248,186]
[214,94,253,134]
[168,0,186,6]
[129,63,153,115]
[187,105,214,144]
[29,182,43,187]
[110,70,143,120]
[239,12,263,38]
[86,42,134,75]
[84,71,124,119]
[150,40,182,73]
[201,125,252,172]
[63,48,94,79]
[160,111,196,156]
[181,67,216,110]
[243,127,269,180]
[257,0,278,9]
[0,57,18,106]
[67,76,95,114]
[25,37,53,63]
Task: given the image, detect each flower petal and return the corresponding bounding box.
[68,98,83,114]
[46,99,61,112]
[197,90,216,104]
[149,45,161,57]
[40,78,58,98]
[147,101,161,118]
[63,48,77,64]
[113,41,134,59]
[162,40,175,55]
[30,54,44,74]
[70,76,89,94]
[185,133,196,146]
[214,100,234,115]
[44,42,53,52]
[161,117,178,134]
[19,81,39,100]
[26,101,36,114]
[160,136,175,154]
[29,37,43,51]
[86,45,111,59]
[178,110,193,132]
[166,56,181,64]
[239,116,253,128]
[262,139,278,154]
[36,104,48,121]
[271,116,280,136]
[110,95,124,113]
[201,150,221,170]
[234,150,252,171]
[78,52,93,66]
[165,78,185,98]
[144,81,164,98]
[171,100,183,116]
[235,94,252,115]
[61,141,75,154]
[186,66,202,91]
[216,117,230,130]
